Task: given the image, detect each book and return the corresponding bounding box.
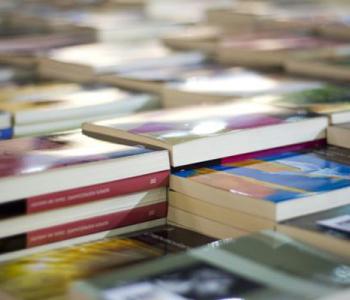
[0,111,11,140]
[82,101,327,167]
[167,205,250,240]
[216,32,350,68]
[0,86,159,137]
[169,190,274,233]
[0,131,169,209]
[39,42,194,82]
[253,85,350,124]
[171,145,350,221]
[0,225,213,300]
[99,51,206,94]
[162,67,323,107]
[0,187,166,254]
[286,55,350,82]
[278,204,350,259]
[70,231,350,300]
[327,123,350,149]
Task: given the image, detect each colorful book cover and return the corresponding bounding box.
[93,101,319,146]
[167,67,322,96]
[0,226,213,300]
[0,131,152,179]
[255,85,350,114]
[173,145,350,203]
[72,231,350,300]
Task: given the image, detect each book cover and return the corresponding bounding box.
[71,231,350,300]
[166,67,322,97]
[0,131,152,179]
[173,145,350,203]
[0,225,212,300]
[87,102,319,146]
[281,204,350,240]
[255,85,350,115]
[0,110,11,139]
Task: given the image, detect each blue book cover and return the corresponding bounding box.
[174,146,350,203]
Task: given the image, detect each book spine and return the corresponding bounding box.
[0,127,13,140]
[26,171,169,214]
[27,201,167,248]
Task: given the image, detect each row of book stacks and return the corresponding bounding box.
[2,0,350,299]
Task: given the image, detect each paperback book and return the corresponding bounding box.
[0,131,169,213]
[162,67,323,107]
[253,84,350,124]
[278,204,350,259]
[71,231,350,300]
[83,101,327,167]
[0,111,11,139]
[0,225,213,300]
[171,145,350,221]
[327,122,350,149]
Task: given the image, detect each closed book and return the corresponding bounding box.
[278,204,350,259]
[328,122,350,149]
[0,86,159,137]
[70,231,350,300]
[0,131,169,208]
[0,187,166,254]
[162,67,323,107]
[83,101,327,167]
[286,55,350,83]
[171,145,350,221]
[217,32,350,68]
[99,52,207,94]
[39,42,192,82]
[0,111,11,140]
[253,84,350,124]
[0,225,213,300]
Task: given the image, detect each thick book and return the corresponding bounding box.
[171,145,350,221]
[0,188,166,254]
[83,101,327,167]
[0,86,159,137]
[286,55,350,82]
[169,190,274,233]
[162,67,323,107]
[278,204,350,259]
[253,84,350,124]
[0,111,11,140]
[39,42,198,82]
[0,131,169,208]
[99,52,207,94]
[167,205,250,240]
[217,32,350,68]
[70,231,350,300]
[327,122,350,149]
[0,225,213,300]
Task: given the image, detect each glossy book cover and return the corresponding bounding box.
[173,145,350,203]
[167,67,322,96]
[255,85,350,114]
[0,226,213,300]
[90,102,318,146]
[0,131,152,179]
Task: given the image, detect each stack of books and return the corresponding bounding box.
[0,0,350,299]
[0,131,169,256]
[0,82,160,138]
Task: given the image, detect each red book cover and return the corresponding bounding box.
[26,170,169,213]
[27,201,167,248]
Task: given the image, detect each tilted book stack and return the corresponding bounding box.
[0,131,170,256]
